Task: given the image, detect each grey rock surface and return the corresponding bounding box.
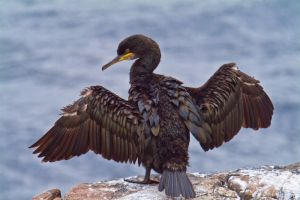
[34,162,300,200]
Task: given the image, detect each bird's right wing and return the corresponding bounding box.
[30,86,144,163]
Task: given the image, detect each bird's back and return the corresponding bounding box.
[128,74,193,172]
[128,74,196,198]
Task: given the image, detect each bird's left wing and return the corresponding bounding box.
[184,63,274,151]
[30,86,144,163]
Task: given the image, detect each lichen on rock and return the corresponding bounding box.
[34,162,300,200]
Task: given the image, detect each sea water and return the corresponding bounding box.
[0,0,299,199]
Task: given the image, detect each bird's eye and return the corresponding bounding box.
[124,49,130,53]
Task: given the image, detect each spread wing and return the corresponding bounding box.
[30,86,144,163]
[185,63,274,151]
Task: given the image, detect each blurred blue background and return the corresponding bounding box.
[0,0,299,199]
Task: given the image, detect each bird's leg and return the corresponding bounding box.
[124,166,159,184]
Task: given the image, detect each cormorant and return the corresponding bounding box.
[30,34,274,199]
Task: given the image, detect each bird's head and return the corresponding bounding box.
[102,34,161,71]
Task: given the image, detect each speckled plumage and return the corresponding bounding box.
[30,34,273,199]
[129,75,192,173]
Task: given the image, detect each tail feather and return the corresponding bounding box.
[159,170,195,199]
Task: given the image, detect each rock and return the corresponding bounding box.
[33,188,62,200]
[34,162,300,200]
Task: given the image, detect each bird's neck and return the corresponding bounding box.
[130,53,160,84]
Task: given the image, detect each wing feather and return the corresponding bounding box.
[185,63,274,151]
[30,86,143,163]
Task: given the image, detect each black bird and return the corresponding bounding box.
[30,34,274,199]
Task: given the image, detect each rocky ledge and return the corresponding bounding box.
[33,162,300,200]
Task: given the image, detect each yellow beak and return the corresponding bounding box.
[102,52,135,71]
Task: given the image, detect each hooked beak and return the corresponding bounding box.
[102,51,136,71]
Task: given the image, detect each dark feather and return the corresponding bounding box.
[30,86,143,164]
[159,170,195,198]
[185,63,274,150]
